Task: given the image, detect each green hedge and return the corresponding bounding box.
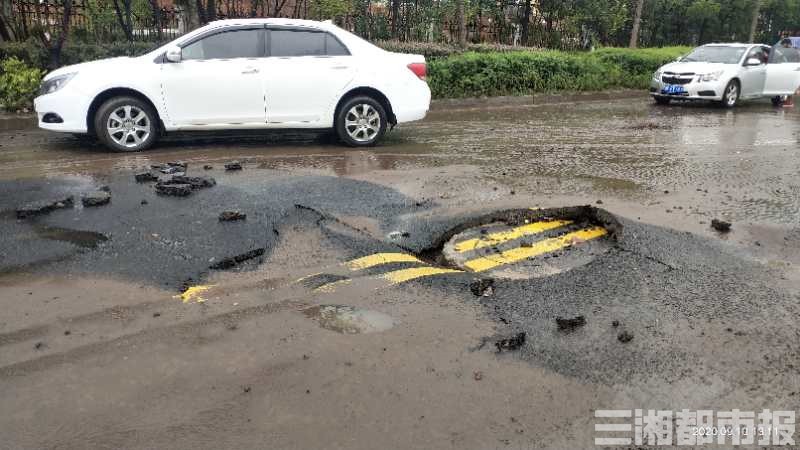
[0,40,157,69]
[0,57,43,111]
[428,47,689,98]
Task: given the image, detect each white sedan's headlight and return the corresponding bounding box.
[38,72,77,96]
[653,70,662,81]
[698,70,724,82]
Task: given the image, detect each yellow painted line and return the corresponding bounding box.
[295,272,322,283]
[464,227,608,272]
[381,267,463,285]
[344,252,423,270]
[453,220,573,253]
[174,285,216,303]
[314,278,352,293]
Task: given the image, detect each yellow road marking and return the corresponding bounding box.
[453,220,573,253]
[174,285,216,303]
[382,267,463,284]
[344,252,423,270]
[463,227,608,272]
[314,278,352,293]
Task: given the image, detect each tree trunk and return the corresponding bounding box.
[629,0,644,48]
[456,0,466,47]
[390,0,399,39]
[0,0,14,42]
[206,0,216,22]
[46,0,72,69]
[111,0,134,41]
[520,0,531,46]
[748,0,760,43]
[148,0,162,41]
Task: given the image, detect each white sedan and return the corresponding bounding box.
[650,43,800,107]
[34,19,431,151]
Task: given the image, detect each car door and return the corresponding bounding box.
[764,45,800,96]
[263,27,356,126]
[739,46,768,98]
[160,26,267,127]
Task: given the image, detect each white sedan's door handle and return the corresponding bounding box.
[331,66,350,70]
[242,67,260,74]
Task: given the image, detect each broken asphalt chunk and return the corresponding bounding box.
[556,315,586,331]
[169,175,216,189]
[155,183,192,197]
[495,332,526,352]
[134,172,158,183]
[469,278,494,297]
[219,211,246,222]
[16,196,74,219]
[209,248,265,270]
[617,331,634,343]
[711,219,731,233]
[81,191,111,207]
[225,161,243,171]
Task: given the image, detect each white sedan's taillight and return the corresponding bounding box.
[407,63,427,81]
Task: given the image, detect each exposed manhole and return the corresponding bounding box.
[303,305,397,334]
[440,207,616,279]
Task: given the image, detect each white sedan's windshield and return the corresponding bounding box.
[682,46,746,64]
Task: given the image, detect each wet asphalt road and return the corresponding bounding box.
[1,95,800,449]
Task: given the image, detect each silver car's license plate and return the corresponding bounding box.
[662,84,686,95]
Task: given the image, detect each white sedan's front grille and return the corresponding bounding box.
[661,72,695,85]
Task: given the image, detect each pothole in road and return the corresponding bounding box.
[303,305,397,334]
[436,206,617,280]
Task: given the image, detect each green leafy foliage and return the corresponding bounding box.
[428,47,689,98]
[0,40,156,69]
[0,57,44,111]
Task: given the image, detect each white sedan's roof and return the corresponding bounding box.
[208,18,331,28]
[703,43,764,47]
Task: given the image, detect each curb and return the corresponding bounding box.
[0,113,36,132]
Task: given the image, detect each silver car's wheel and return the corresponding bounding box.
[723,81,739,108]
[107,105,152,149]
[344,103,381,143]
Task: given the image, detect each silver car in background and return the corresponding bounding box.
[650,43,800,107]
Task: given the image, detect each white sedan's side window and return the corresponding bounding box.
[182,29,263,61]
[769,46,800,64]
[269,29,350,57]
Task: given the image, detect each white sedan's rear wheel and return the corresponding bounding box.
[335,96,387,147]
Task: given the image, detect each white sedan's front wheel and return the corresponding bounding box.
[94,96,158,152]
[335,96,387,147]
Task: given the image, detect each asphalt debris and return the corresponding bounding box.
[617,331,634,343]
[81,191,111,207]
[495,332,526,352]
[219,211,247,222]
[469,278,495,297]
[555,315,586,331]
[155,183,193,197]
[134,172,158,183]
[209,248,266,270]
[711,219,732,233]
[16,196,74,219]
[225,161,243,171]
[169,175,216,189]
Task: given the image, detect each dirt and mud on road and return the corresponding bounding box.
[1,97,799,449]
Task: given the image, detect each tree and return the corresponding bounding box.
[748,0,760,42]
[32,0,73,68]
[111,0,134,41]
[629,0,644,47]
[456,0,466,46]
[520,0,532,46]
[0,0,14,42]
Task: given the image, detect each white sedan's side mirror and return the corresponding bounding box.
[744,57,762,66]
[165,46,182,63]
